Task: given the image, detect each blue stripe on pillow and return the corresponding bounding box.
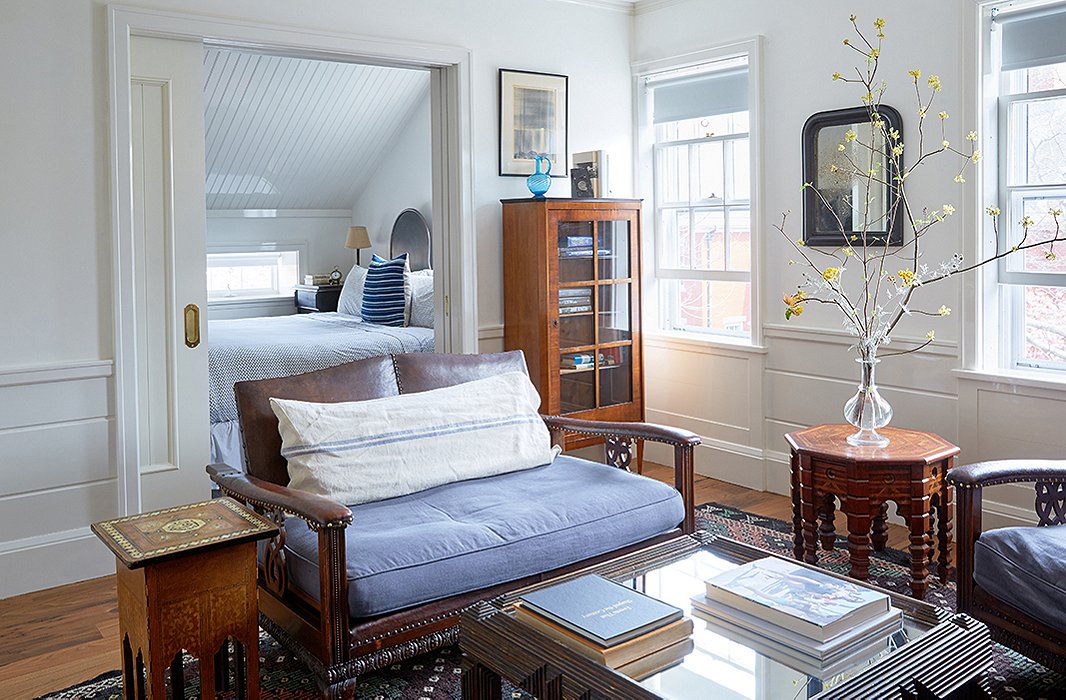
[361,253,410,326]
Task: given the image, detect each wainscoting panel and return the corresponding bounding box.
[643,437,766,491]
[645,343,752,435]
[0,361,118,598]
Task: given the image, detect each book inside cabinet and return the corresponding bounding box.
[502,198,643,448]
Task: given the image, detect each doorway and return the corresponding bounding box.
[109,6,476,515]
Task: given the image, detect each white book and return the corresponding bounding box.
[704,557,890,642]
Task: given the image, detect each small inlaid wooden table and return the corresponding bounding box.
[786,424,960,598]
[92,497,277,699]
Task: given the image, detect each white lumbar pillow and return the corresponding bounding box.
[271,371,559,505]
[337,264,368,317]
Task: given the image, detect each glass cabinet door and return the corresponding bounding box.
[555,213,636,415]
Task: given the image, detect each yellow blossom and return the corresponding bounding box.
[832,71,843,81]
[939,111,949,120]
[986,206,1001,217]
[843,247,855,257]
[967,131,978,141]
[898,269,916,287]
[869,49,880,59]
[850,14,857,21]
[874,17,885,29]
[943,204,955,216]
[942,140,950,148]
[918,108,927,118]
[938,305,951,317]
[926,330,936,341]
[850,235,859,241]
[822,267,841,283]
[783,291,806,320]
[908,68,921,81]
[927,75,942,91]
[1021,215,1035,228]
[954,175,966,183]
[843,38,850,45]
[971,150,982,163]
[838,144,846,151]
[1051,207,1064,216]
[892,144,904,156]
[844,129,857,142]
[889,128,900,140]
[1046,250,1058,261]
[830,164,839,173]
[796,239,805,246]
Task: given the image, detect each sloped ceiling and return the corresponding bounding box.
[203,48,430,210]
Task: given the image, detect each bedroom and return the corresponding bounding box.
[3,0,1066,695]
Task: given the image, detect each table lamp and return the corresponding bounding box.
[346,226,371,265]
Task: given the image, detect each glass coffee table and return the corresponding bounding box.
[460,533,992,699]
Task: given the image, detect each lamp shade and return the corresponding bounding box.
[346,226,371,249]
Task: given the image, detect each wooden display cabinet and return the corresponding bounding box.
[502,198,643,447]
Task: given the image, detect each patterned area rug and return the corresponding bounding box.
[37,502,1066,699]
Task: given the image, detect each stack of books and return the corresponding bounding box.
[517,574,694,681]
[691,557,902,676]
[559,288,592,314]
[559,234,611,258]
[561,353,594,371]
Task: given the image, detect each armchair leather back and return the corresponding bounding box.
[234,350,529,486]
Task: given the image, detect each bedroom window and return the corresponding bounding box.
[981,3,1066,373]
[640,48,758,342]
[206,250,300,300]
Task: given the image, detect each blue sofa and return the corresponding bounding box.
[208,350,699,698]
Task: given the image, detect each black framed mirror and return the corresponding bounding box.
[802,105,904,246]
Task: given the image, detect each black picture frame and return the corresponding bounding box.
[498,68,568,177]
[802,105,904,246]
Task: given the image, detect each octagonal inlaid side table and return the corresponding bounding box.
[786,424,960,598]
[92,497,277,699]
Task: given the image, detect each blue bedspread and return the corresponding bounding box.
[208,313,434,424]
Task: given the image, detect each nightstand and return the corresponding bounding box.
[294,283,342,313]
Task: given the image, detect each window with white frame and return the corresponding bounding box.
[985,3,1066,372]
[206,249,300,300]
[644,56,755,340]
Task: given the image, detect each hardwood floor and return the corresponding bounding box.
[0,471,911,699]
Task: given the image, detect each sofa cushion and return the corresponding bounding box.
[282,454,685,617]
[271,371,558,505]
[973,525,1066,634]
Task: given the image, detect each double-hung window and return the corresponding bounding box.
[641,50,757,341]
[206,249,300,300]
[984,3,1066,372]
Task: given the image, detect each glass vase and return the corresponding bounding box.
[843,354,893,447]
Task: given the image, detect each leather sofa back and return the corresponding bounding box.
[235,350,528,486]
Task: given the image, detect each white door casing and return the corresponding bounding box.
[130,36,211,511]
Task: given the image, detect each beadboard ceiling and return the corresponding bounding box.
[203,48,430,211]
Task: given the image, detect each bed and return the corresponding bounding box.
[209,208,434,468]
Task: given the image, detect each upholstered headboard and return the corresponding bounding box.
[389,208,431,271]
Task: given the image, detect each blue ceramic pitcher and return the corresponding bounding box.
[526,154,551,198]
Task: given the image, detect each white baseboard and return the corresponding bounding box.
[0,527,113,600]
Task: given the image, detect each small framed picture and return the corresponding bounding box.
[572,149,607,197]
[499,68,568,177]
[570,167,594,198]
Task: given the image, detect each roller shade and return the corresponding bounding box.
[652,68,748,124]
[999,3,1066,71]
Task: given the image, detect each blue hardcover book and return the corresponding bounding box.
[518,574,684,647]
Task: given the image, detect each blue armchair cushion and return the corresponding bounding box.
[973,524,1066,634]
[282,454,686,617]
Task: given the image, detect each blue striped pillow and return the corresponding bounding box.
[361,253,411,326]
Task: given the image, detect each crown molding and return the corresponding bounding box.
[635,0,690,15]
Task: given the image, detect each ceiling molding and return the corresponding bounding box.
[634,0,691,15]
[549,0,635,14]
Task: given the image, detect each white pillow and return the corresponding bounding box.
[337,264,368,317]
[271,371,559,505]
[409,270,434,328]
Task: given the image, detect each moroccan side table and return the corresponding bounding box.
[91,497,277,699]
[786,424,960,598]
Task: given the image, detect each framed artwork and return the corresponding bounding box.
[499,68,568,177]
[802,105,904,246]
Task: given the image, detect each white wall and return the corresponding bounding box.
[0,0,634,598]
[635,0,1066,529]
[350,91,433,262]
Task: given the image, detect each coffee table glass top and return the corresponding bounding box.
[498,536,949,699]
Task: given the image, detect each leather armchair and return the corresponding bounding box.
[950,460,1066,673]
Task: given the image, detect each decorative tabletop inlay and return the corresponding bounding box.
[91,497,277,568]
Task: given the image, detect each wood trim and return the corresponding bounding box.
[0,360,113,388]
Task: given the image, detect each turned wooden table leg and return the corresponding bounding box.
[871,501,889,552]
[799,455,819,565]
[846,507,873,580]
[818,492,837,551]
[791,450,804,560]
[908,493,932,598]
[936,463,954,584]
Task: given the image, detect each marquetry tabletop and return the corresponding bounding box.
[91,496,277,569]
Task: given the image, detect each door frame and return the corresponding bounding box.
[107,4,478,515]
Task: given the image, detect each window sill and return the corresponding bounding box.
[953,367,1066,393]
[644,330,768,355]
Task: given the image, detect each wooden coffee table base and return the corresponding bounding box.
[787,424,960,599]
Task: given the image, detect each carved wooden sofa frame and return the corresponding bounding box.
[206,351,698,699]
[950,460,1066,674]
